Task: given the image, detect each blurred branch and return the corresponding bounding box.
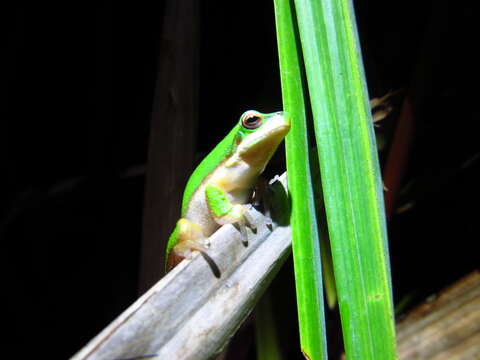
[397,271,480,359]
[140,0,200,292]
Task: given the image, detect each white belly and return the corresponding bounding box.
[184,159,258,237]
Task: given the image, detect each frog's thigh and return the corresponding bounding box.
[174,218,205,250]
[167,218,206,271]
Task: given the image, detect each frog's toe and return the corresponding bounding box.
[198,250,221,278]
[242,204,257,233]
[265,216,273,231]
[237,222,249,246]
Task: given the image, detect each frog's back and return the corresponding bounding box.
[181,123,240,216]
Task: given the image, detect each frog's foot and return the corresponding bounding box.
[210,203,258,246]
[263,176,290,227]
[241,204,257,233]
[166,219,221,277]
[167,238,205,271]
[219,204,256,247]
[250,178,277,231]
[250,178,269,209]
[168,239,221,278]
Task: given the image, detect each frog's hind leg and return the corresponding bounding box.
[166,218,220,277]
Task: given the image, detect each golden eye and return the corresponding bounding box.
[242,112,262,129]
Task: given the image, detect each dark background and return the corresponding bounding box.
[2,1,479,358]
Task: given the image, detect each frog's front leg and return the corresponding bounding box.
[205,184,256,242]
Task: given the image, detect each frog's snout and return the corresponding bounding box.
[274,111,290,128]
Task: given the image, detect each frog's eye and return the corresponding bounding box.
[242,112,263,129]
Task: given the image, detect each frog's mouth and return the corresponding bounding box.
[237,112,290,168]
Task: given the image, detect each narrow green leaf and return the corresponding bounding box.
[273,1,328,359]
[294,0,397,358]
[255,293,284,360]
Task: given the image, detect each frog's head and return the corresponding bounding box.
[229,110,290,170]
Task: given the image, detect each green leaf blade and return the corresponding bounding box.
[294,0,397,358]
[273,0,328,359]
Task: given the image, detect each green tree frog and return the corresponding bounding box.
[166,110,290,272]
